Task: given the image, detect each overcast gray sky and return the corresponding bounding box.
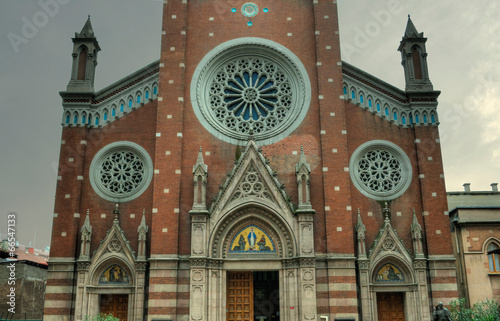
[1,0,498,249]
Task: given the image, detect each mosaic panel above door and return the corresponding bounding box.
[230,224,275,253]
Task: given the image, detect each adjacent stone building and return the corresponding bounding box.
[43,2,458,321]
[448,183,500,306]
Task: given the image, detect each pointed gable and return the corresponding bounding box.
[369,204,413,267]
[209,139,294,217]
[90,206,136,265]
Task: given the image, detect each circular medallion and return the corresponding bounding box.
[241,3,259,17]
[191,38,311,146]
[349,140,412,201]
[89,141,153,202]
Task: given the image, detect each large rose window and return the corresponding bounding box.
[191,38,311,145]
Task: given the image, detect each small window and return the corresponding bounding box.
[153,86,158,95]
[360,95,364,103]
[104,112,108,121]
[423,114,427,123]
[120,104,124,112]
[88,115,92,125]
[95,117,99,126]
[393,112,398,121]
[415,115,420,123]
[82,115,86,124]
[488,243,500,273]
[145,91,149,99]
[402,116,406,125]
[112,108,116,117]
[351,91,356,99]
[137,95,141,104]
[376,103,381,112]
[343,87,347,95]
[385,108,389,116]
[410,115,414,124]
[368,99,372,108]
[129,99,132,108]
[74,115,78,124]
[431,114,436,123]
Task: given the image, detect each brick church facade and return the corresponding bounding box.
[44,2,458,321]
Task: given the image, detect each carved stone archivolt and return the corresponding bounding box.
[212,207,294,258]
[222,216,282,258]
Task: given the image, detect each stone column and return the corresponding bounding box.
[414,259,430,321]
[299,258,317,321]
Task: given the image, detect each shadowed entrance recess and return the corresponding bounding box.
[227,271,280,321]
[100,294,128,321]
[377,292,405,321]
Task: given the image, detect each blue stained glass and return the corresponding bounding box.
[82,115,86,124]
[385,108,389,116]
[351,91,355,99]
[104,113,108,121]
[376,103,381,112]
[74,115,78,124]
[153,87,157,95]
[112,109,116,117]
[65,115,70,124]
[247,21,253,26]
[95,117,99,125]
[431,114,435,123]
[231,8,237,13]
[263,8,269,13]
[402,116,406,125]
[88,115,92,125]
[360,95,364,103]
[368,99,372,108]
[423,115,427,123]
[415,115,419,123]
[145,91,149,99]
[343,87,347,95]
[129,100,132,108]
[137,95,141,104]
[120,104,124,112]
[393,112,398,120]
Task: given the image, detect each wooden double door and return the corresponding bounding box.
[377,292,405,321]
[227,271,280,321]
[100,294,128,321]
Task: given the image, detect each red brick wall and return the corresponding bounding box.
[50,101,157,259]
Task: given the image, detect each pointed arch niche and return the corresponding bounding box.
[357,209,431,321]
[188,140,317,321]
[73,213,148,321]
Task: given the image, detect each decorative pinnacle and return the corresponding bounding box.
[86,209,90,216]
[383,202,391,224]
[248,126,254,141]
[142,209,146,216]
[113,204,120,222]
